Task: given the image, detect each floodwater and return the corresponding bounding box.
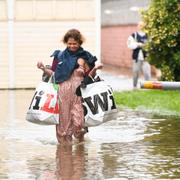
[0,90,180,180]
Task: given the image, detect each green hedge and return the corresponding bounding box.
[141,0,180,81]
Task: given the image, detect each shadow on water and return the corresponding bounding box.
[0,90,180,179]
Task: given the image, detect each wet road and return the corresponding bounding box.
[0,90,180,180]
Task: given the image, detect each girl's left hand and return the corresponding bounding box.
[95,63,103,70]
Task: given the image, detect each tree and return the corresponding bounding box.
[141,0,180,81]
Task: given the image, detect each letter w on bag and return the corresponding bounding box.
[84,91,116,115]
[81,81,118,127]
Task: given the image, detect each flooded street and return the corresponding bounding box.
[0,90,180,180]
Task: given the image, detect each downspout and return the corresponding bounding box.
[7,0,15,88]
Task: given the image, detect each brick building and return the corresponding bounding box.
[101,0,150,72]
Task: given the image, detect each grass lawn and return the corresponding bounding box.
[114,90,180,118]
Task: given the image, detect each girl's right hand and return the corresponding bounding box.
[37,61,45,70]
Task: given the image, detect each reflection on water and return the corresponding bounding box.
[0,90,180,179]
[56,144,85,180]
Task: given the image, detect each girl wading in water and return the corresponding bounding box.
[37,29,103,144]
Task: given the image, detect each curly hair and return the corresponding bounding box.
[62,29,85,45]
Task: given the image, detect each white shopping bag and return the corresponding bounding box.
[81,81,118,127]
[26,81,59,125]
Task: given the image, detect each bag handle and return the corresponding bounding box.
[48,73,55,83]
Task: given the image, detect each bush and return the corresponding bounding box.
[141,0,180,81]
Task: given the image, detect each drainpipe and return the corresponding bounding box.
[95,0,100,62]
[140,81,180,90]
[7,0,15,88]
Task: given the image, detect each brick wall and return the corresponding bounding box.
[101,25,136,69]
